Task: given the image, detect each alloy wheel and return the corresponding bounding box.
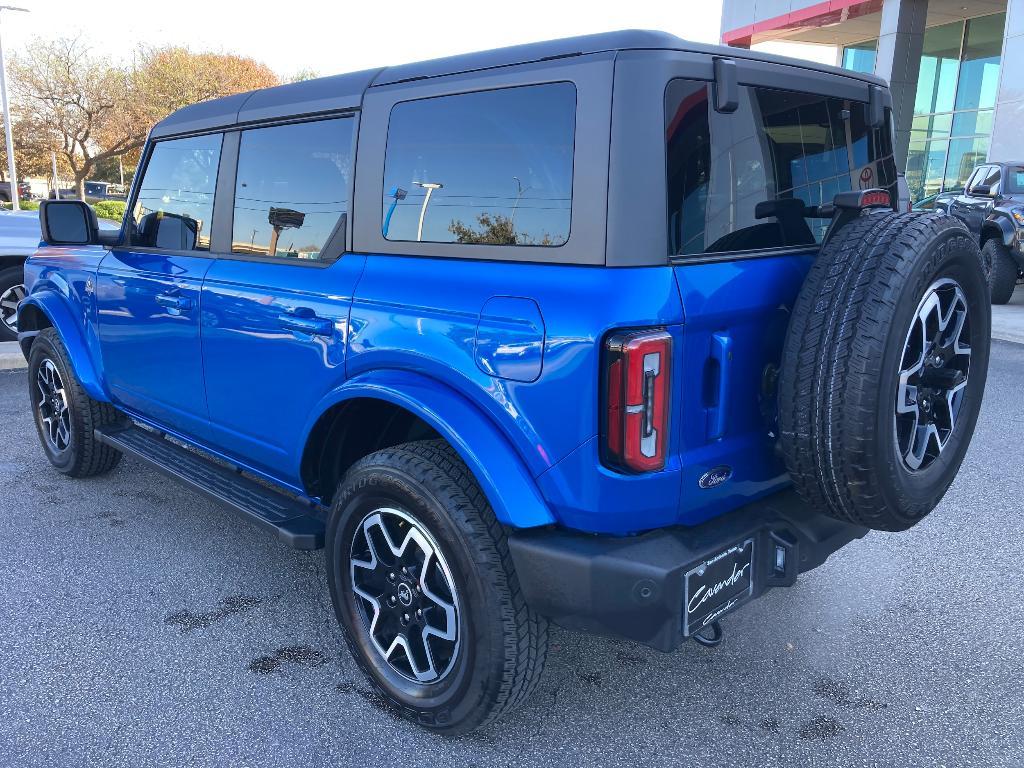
[350,507,460,684]
[36,358,71,453]
[0,282,24,334]
[894,278,971,472]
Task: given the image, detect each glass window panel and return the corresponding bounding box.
[915,21,964,115]
[382,83,575,247]
[665,81,897,255]
[232,118,354,261]
[842,40,877,74]
[956,13,1005,111]
[1005,166,1024,194]
[905,139,929,201]
[945,136,990,191]
[131,134,222,251]
[951,109,993,137]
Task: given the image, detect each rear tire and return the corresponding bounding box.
[780,212,990,532]
[982,238,1018,305]
[28,328,123,477]
[326,439,548,734]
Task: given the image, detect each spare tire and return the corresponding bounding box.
[779,211,990,532]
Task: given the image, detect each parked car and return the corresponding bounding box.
[49,181,127,204]
[0,211,41,341]
[941,161,1024,303]
[0,180,32,203]
[913,190,958,211]
[20,31,991,734]
[0,211,119,341]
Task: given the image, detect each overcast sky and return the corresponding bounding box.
[2,0,834,77]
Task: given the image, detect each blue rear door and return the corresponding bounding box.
[96,133,223,440]
[199,117,360,485]
[664,76,898,524]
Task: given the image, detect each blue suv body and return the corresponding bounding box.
[22,31,986,734]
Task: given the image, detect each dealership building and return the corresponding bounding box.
[720,0,1022,202]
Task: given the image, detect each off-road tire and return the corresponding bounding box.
[28,328,123,476]
[780,212,990,532]
[982,238,1019,305]
[326,439,548,735]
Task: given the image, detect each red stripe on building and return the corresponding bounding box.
[722,0,883,47]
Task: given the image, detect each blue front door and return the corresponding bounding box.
[96,250,214,438]
[96,132,224,440]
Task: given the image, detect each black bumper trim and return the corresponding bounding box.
[507,491,867,652]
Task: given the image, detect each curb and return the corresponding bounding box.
[0,341,25,370]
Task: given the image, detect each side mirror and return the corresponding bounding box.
[39,200,98,246]
[971,183,991,197]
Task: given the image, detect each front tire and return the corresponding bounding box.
[326,440,548,734]
[982,238,1019,305]
[28,328,123,477]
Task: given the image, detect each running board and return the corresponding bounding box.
[95,424,325,550]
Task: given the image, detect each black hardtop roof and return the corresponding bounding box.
[150,29,886,139]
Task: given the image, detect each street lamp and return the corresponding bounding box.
[413,181,443,242]
[0,6,28,211]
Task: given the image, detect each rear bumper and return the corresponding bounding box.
[507,490,867,652]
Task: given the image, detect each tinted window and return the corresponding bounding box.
[382,83,575,247]
[1005,166,1024,194]
[666,80,898,256]
[131,134,222,251]
[232,118,354,261]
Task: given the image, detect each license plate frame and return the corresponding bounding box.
[683,538,755,636]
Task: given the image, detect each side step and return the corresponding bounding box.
[95,424,325,550]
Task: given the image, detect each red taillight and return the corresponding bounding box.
[860,189,891,208]
[602,329,672,473]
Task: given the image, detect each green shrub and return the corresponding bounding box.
[92,200,127,222]
[0,199,40,211]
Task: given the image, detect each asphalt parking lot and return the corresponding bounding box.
[1,341,1022,768]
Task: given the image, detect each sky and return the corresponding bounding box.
[1,0,835,78]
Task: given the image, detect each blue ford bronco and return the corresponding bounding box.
[20,31,990,734]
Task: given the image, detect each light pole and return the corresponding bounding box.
[414,181,443,242]
[0,6,27,211]
[510,175,532,241]
[382,185,407,237]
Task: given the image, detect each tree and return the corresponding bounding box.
[449,213,555,245]
[133,47,279,125]
[10,38,139,200]
[10,39,280,199]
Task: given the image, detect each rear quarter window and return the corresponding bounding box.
[382,82,576,247]
[666,79,898,257]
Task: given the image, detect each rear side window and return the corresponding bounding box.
[131,134,222,251]
[232,118,354,261]
[382,83,576,247]
[666,79,898,257]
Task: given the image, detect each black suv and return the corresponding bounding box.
[940,161,1024,304]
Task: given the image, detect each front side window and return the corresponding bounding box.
[1005,166,1024,194]
[131,134,222,251]
[232,118,354,261]
[382,83,576,247]
[666,79,897,256]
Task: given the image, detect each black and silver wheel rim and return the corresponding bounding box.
[36,358,71,453]
[0,282,24,333]
[895,278,971,472]
[350,507,460,684]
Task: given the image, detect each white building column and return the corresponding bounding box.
[874,0,930,170]
[990,0,1024,160]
